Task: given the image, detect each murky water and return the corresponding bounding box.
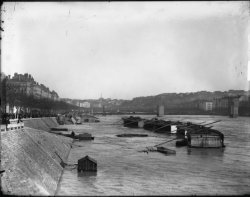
[56,115,250,195]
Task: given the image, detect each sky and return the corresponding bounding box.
[1,1,250,100]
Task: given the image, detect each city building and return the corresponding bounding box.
[80,101,91,108]
[5,73,60,101]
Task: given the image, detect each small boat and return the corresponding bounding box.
[116,134,148,137]
[156,146,176,154]
[51,127,68,131]
[76,133,94,140]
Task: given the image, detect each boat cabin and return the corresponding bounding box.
[187,129,224,148]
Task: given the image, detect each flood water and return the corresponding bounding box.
[56,115,250,195]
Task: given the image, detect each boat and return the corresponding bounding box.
[116,133,148,137]
[143,118,172,133]
[186,128,225,148]
[59,132,94,140]
[122,116,145,128]
[76,133,94,140]
[51,127,68,131]
[156,146,176,154]
[176,122,210,138]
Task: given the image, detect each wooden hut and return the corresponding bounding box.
[78,155,97,172]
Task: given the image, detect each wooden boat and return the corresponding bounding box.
[51,127,68,131]
[156,146,176,154]
[187,128,225,148]
[143,118,172,133]
[76,133,94,140]
[116,133,148,137]
[122,116,144,128]
[59,132,94,140]
[176,122,212,138]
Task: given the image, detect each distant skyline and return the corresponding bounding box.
[2,2,249,100]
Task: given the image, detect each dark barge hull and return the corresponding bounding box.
[122,116,144,128]
[143,119,172,133]
[156,147,176,154]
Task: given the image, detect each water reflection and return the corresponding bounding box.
[187,147,225,156]
[77,171,97,177]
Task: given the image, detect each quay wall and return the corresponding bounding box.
[1,118,73,195]
[23,117,59,131]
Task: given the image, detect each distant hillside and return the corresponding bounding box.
[119,90,249,114]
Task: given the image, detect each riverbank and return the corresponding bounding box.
[1,117,73,195]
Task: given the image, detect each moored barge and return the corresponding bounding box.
[143,118,172,133]
[122,116,145,128]
[186,128,225,148]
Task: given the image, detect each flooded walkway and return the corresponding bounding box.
[56,115,250,195]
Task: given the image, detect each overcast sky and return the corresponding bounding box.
[2,1,250,100]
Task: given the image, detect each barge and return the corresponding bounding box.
[143,118,172,133]
[122,116,145,128]
[186,128,225,148]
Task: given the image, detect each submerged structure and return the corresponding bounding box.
[78,155,97,172]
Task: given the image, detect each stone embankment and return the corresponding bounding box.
[23,117,59,131]
[1,117,73,195]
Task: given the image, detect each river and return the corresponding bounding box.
[56,115,250,195]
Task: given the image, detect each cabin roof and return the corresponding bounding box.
[188,129,224,137]
[78,155,97,164]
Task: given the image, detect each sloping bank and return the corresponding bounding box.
[1,117,73,195]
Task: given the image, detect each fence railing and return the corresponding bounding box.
[1,122,24,132]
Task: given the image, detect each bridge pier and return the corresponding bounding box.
[228,97,239,118]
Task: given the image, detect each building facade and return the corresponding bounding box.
[5,73,60,101]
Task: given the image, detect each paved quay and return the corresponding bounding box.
[1,117,73,195]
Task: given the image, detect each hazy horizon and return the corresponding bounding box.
[2,2,249,100]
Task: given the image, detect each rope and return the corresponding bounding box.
[151,118,186,132]
[153,138,178,147]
